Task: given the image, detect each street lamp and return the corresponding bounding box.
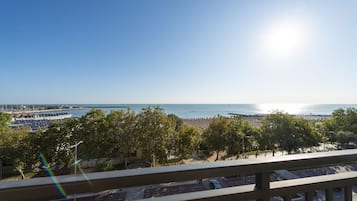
[242,135,250,159]
[70,141,83,175]
[242,135,245,158]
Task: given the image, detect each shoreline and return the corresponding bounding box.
[0,104,341,120]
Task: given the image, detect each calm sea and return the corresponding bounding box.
[60,104,357,119]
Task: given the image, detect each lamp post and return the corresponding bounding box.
[242,135,245,159]
[70,141,83,175]
[242,135,250,159]
[322,135,327,152]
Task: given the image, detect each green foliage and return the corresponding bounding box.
[31,121,73,171]
[321,108,357,145]
[8,106,357,177]
[29,106,191,169]
[261,112,320,153]
[231,117,261,154]
[0,112,11,135]
[135,106,175,165]
[241,121,262,152]
[332,108,357,133]
[202,116,260,159]
[225,116,248,155]
[105,109,138,168]
[95,161,115,172]
[78,109,112,159]
[225,117,242,155]
[174,125,200,159]
[167,114,184,131]
[336,131,357,147]
[0,126,35,179]
[202,116,230,160]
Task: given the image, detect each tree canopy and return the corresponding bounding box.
[321,108,357,146]
[0,112,11,135]
[202,116,230,161]
[5,107,357,178]
[203,116,261,160]
[261,112,320,153]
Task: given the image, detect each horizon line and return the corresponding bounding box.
[1,103,357,105]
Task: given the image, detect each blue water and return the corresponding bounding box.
[57,104,357,119]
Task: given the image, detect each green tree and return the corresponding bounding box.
[260,117,277,151]
[241,121,262,153]
[31,120,73,173]
[0,113,37,178]
[166,114,183,157]
[167,114,184,131]
[174,125,200,159]
[294,118,320,149]
[78,109,112,160]
[135,106,174,166]
[335,131,356,148]
[225,116,243,156]
[202,116,230,161]
[0,112,11,135]
[105,109,138,168]
[0,127,35,179]
[319,119,336,143]
[334,108,357,133]
[261,112,320,154]
[322,108,357,145]
[225,116,261,157]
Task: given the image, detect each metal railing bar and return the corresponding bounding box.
[270,172,357,196]
[1,150,357,201]
[136,184,257,201]
[345,185,352,201]
[137,173,357,201]
[326,188,334,201]
[305,191,313,201]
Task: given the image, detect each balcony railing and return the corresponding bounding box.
[1,149,357,201]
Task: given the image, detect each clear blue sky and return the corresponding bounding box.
[1,0,356,104]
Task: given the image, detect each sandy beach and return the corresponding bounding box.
[182,115,264,130]
[183,118,213,130]
[183,114,330,130]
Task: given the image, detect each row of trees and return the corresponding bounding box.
[202,113,321,160]
[1,107,357,178]
[0,107,200,178]
[202,108,357,161]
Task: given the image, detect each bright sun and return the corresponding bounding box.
[262,20,307,59]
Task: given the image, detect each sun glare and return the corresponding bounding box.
[257,103,307,114]
[262,20,307,60]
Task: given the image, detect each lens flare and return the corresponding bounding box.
[77,165,92,184]
[39,152,68,199]
[68,153,92,185]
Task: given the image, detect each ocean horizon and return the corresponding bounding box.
[52,104,357,119]
[3,104,357,119]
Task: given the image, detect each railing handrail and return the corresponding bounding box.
[1,149,357,201]
[135,172,357,201]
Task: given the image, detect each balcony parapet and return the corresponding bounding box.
[1,150,357,201]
